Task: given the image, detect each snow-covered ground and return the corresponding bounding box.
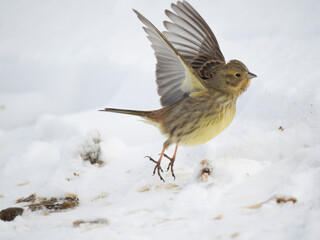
[1,0,320,239]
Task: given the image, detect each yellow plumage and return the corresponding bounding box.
[178,105,236,146]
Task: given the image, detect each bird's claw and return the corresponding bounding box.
[145,156,165,182]
[163,154,176,180]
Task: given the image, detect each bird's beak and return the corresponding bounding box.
[246,72,257,79]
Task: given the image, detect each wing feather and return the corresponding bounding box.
[133,9,207,106]
[164,1,225,77]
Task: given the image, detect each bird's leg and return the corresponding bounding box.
[145,145,166,182]
[163,144,178,180]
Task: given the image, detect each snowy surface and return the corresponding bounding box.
[1,0,320,239]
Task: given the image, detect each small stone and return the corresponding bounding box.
[276,196,297,204]
[0,207,24,221]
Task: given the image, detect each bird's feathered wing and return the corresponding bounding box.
[133,9,207,106]
[163,1,225,79]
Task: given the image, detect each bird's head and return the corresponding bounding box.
[208,60,257,96]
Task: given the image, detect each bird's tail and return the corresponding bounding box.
[100,108,161,127]
[99,108,152,118]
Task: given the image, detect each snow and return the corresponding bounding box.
[1,0,320,239]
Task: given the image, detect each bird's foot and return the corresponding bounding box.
[145,156,165,182]
[163,154,176,180]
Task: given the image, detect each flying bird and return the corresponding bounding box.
[101,1,257,181]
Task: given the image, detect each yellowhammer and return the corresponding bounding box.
[101,1,257,181]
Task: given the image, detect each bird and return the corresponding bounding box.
[100,1,257,181]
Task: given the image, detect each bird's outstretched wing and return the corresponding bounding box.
[163,1,225,79]
[133,9,207,107]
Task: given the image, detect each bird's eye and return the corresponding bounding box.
[235,73,241,77]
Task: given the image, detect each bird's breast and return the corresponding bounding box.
[167,99,236,146]
[182,107,235,146]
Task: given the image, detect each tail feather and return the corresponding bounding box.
[99,108,152,118]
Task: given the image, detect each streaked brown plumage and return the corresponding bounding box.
[101,1,257,181]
